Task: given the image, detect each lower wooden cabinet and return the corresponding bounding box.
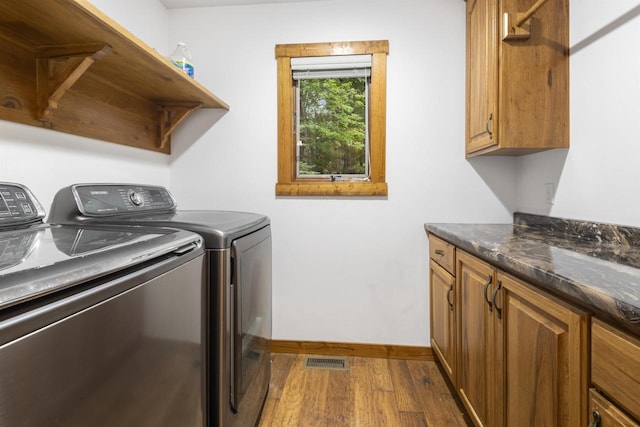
[429,260,456,384]
[456,251,496,426]
[428,234,640,426]
[446,249,588,427]
[588,389,640,427]
[497,272,588,427]
[591,318,640,425]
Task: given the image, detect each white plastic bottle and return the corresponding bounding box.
[169,42,195,77]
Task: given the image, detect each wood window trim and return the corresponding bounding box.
[275,40,389,197]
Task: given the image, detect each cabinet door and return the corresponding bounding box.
[456,251,495,426]
[592,319,640,421]
[466,0,498,155]
[496,273,588,427]
[588,389,640,427]
[430,260,456,384]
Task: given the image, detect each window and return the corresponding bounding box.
[293,55,370,180]
[275,40,389,196]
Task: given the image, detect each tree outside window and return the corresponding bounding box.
[298,76,368,178]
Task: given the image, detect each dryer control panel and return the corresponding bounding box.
[0,183,45,226]
[72,184,177,217]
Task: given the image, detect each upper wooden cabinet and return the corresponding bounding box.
[465,0,569,157]
[0,0,229,154]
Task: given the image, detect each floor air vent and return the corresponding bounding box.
[304,356,349,371]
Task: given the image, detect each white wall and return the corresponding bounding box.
[93,0,170,56]
[168,0,518,346]
[0,0,171,211]
[517,1,640,226]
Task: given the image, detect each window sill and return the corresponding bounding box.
[275,182,388,197]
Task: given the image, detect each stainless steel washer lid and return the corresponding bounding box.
[0,224,203,310]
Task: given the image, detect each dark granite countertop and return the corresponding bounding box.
[424,213,640,336]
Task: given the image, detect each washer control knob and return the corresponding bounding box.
[128,191,144,207]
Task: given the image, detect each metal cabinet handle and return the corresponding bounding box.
[483,274,493,311]
[491,279,503,319]
[588,410,601,427]
[446,284,454,311]
[485,113,493,139]
[435,249,445,256]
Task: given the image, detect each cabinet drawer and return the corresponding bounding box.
[428,235,455,274]
[592,319,640,421]
[589,389,639,426]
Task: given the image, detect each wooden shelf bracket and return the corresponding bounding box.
[503,0,551,40]
[35,44,112,122]
[158,102,203,149]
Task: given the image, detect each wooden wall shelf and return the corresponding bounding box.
[0,0,229,154]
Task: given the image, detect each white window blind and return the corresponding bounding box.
[291,54,372,80]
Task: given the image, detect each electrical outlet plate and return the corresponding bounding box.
[545,183,555,205]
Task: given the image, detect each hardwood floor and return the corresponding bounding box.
[258,353,471,427]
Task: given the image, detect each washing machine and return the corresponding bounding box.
[0,182,207,427]
[49,183,272,427]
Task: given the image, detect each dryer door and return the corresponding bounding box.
[230,226,272,416]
